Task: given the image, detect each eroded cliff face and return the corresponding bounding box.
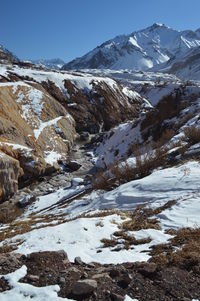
[1,65,147,133]
[0,81,76,201]
[0,151,23,202]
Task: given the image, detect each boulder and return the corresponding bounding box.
[74,256,84,266]
[66,161,82,172]
[117,273,132,289]
[72,279,97,296]
[137,263,157,277]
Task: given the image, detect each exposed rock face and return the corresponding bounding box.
[0,151,23,202]
[40,76,143,134]
[1,65,146,134]
[0,80,76,201]
[64,79,139,133]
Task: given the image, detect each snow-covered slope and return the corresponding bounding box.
[63,23,200,72]
[167,46,200,80]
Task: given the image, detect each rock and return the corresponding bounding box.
[74,256,84,266]
[66,161,82,172]
[79,132,90,141]
[81,272,89,279]
[117,273,132,289]
[27,274,40,282]
[17,195,36,208]
[71,178,84,187]
[109,268,120,278]
[67,267,80,274]
[138,263,157,277]
[72,279,97,296]
[59,277,66,284]
[87,262,95,268]
[92,273,110,280]
[57,250,69,260]
[110,292,124,301]
[95,267,107,274]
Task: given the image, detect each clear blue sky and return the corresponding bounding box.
[0,0,200,62]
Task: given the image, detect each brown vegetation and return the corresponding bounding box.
[92,146,168,191]
[150,227,200,271]
[184,125,200,145]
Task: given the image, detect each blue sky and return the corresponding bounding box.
[0,0,200,62]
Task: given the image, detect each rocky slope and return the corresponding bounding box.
[0,62,146,202]
[167,46,200,80]
[1,250,200,301]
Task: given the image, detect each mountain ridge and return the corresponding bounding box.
[62,23,200,74]
[29,58,65,70]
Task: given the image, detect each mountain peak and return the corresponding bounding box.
[152,22,168,28]
[62,24,200,71]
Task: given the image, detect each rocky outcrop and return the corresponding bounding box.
[64,79,139,133]
[1,65,145,134]
[0,151,23,202]
[0,80,76,200]
[40,76,142,134]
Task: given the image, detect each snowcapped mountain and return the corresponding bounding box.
[166,46,200,80]
[30,58,65,70]
[62,23,200,72]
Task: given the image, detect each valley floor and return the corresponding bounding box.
[0,140,200,300]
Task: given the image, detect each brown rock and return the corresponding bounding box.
[74,256,84,266]
[110,292,124,301]
[72,279,97,296]
[117,273,132,289]
[138,263,157,277]
[66,160,82,171]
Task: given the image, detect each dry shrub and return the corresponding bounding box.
[92,170,114,190]
[101,232,151,251]
[92,146,168,190]
[134,147,168,178]
[184,126,200,145]
[0,243,16,254]
[150,227,200,271]
[153,129,175,148]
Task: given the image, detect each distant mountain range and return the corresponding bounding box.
[62,23,200,80]
[1,23,200,80]
[29,58,65,70]
[0,46,65,70]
